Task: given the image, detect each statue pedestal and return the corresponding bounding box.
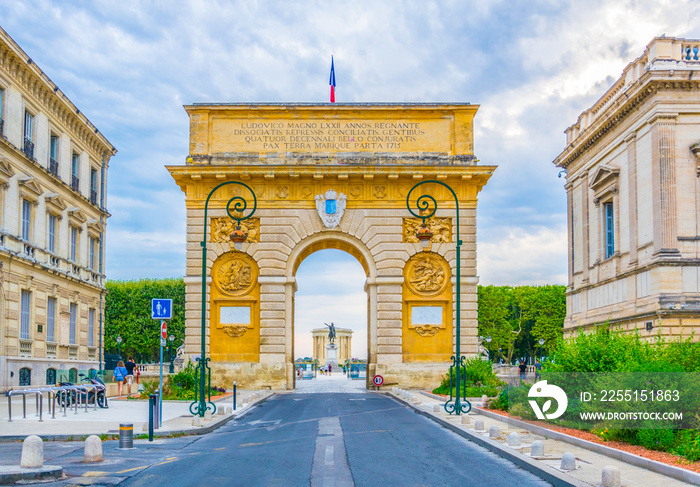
[326,344,338,368]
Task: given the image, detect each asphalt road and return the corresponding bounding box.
[0,393,551,486]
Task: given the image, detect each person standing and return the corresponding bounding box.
[125,356,137,396]
[534,359,542,381]
[114,360,128,398]
[328,364,332,374]
[518,360,527,381]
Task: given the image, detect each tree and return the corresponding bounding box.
[105,278,185,362]
[477,285,520,363]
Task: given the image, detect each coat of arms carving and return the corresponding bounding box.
[315,189,347,228]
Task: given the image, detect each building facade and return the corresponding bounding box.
[554,37,700,338]
[0,27,116,390]
[169,103,494,390]
[311,327,353,365]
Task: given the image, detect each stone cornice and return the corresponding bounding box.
[554,78,700,168]
[0,27,116,159]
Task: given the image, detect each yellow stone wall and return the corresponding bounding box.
[170,104,494,390]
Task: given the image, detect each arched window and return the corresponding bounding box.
[69,368,78,383]
[46,368,57,385]
[19,367,31,386]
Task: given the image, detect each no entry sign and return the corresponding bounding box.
[373,375,384,386]
[161,321,167,340]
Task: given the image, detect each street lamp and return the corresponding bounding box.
[406,180,470,415]
[169,335,175,374]
[116,336,122,359]
[538,338,545,362]
[190,181,257,417]
[486,335,492,361]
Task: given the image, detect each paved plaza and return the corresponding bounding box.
[294,372,367,394]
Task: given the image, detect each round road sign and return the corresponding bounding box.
[373,375,384,386]
[161,321,167,340]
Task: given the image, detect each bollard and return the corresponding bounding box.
[148,394,155,442]
[233,381,237,411]
[119,424,134,450]
[153,392,160,429]
[560,452,576,471]
[7,393,12,422]
[433,404,441,413]
[508,432,521,447]
[489,425,500,439]
[531,440,544,457]
[602,465,621,487]
[474,419,485,431]
[23,394,27,419]
[84,435,103,462]
[21,435,44,468]
[461,415,470,425]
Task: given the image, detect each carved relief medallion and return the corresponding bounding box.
[213,253,257,295]
[405,253,448,295]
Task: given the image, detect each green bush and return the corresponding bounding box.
[635,429,676,451]
[432,357,503,397]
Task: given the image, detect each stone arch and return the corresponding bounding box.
[285,232,378,388]
[286,231,377,280]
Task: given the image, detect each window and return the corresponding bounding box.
[71,153,80,191]
[90,168,98,205]
[19,367,31,386]
[46,368,56,386]
[21,199,31,240]
[23,110,34,159]
[49,135,59,176]
[47,297,56,342]
[88,308,95,346]
[48,214,57,252]
[89,236,96,269]
[70,226,78,262]
[20,290,31,339]
[69,303,77,345]
[604,202,614,259]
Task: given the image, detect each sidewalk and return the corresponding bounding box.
[393,389,700,487]
[0,389,267,441]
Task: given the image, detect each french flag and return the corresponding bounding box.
[329,56,336,103]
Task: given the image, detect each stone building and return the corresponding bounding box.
[311,327,353,365]
[0,27,116,390]
[168,103,494,390]
[554,37,700,337]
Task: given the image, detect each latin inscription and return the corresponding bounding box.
[211,118,452,153]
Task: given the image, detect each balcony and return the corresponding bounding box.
[19,340,32,357]
[90,189,98,205]
[49,255,61,268]
[23,243,35,258]
[0,117,4,136]
[23,138,34,160]
[46,343,57,359]
[71,175,80,192]
[49,158,59,178]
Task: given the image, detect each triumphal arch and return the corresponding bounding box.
[168,103,494,390]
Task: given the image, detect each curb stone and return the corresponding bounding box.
[0,393,274,444]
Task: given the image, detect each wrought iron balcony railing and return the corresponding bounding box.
[23,138,34,160]
[71,175,80,192]
[0,118,4,136]
[49,157,59,177]
[90,189,98,205]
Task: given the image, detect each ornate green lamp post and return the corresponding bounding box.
[406,180,470,415]
[189,181,257,417]
[116,336,122,359]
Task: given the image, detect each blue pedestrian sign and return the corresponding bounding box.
[151,299,172,320]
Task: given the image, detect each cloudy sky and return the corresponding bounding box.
[2,0,699,358]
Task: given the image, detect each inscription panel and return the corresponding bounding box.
[210,118,451,153]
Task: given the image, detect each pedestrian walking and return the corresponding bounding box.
[114,360,128,398]
[518,360,527,381]
[534,359,542,380]
[125,356,136,396]
[328,364,332,374]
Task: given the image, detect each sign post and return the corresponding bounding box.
[159,321,167,427]
[152,299,172,428]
